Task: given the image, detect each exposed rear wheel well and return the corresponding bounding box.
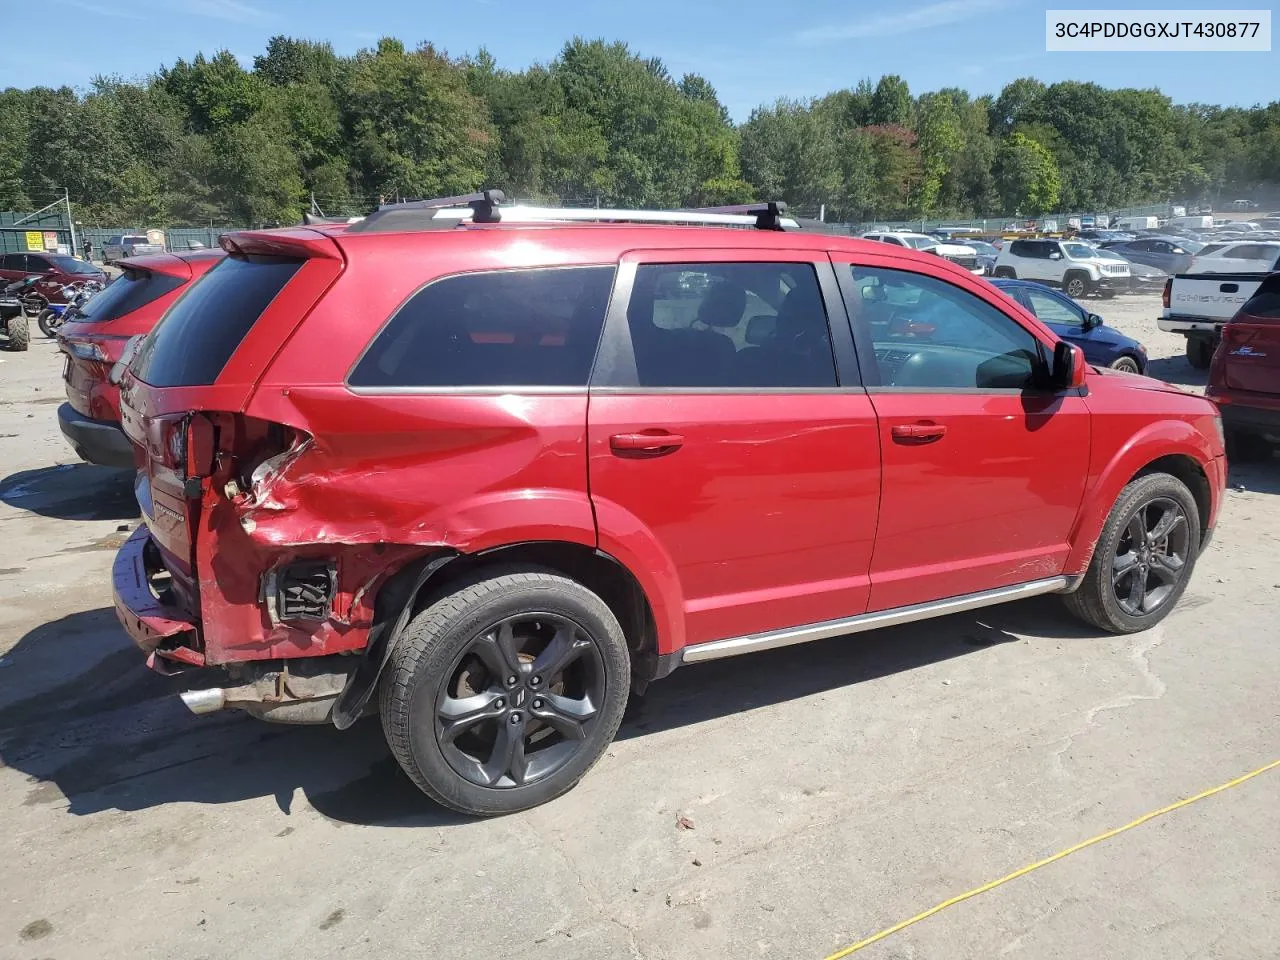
[417,542,661,692]
[1135,455,1211,546]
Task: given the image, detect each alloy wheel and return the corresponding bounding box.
[1111,356,1140,374]
[1110,496,1189,616]
[1066,278,1086,297]
[434,613,605,789]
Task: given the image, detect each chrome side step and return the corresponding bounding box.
[680,577,1070,663]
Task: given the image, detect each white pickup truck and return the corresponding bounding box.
[1160,271,1268,368]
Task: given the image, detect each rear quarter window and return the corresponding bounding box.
[131,254,302,387]
[349,266,615,388]
[1240,277,1280,319]
[75,269,185,324]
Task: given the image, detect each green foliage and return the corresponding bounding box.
[994,132,1061,215]
[2,39,1279,227]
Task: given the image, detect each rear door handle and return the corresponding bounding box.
[891,423,948,444]
[610,432,685,454]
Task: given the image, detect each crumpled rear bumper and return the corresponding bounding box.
[112,526,205,670]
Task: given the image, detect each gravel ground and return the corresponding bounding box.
[1,292,1277,960]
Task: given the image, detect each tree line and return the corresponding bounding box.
[0,35,1277,227]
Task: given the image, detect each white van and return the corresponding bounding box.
[1172,215,1214,231]
[1117,216,1158,231]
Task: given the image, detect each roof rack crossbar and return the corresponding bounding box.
[683,201,789,231]
[348,189,506,233]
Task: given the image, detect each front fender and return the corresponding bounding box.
[1065,417,1217,574]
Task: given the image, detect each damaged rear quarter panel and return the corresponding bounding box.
[197,387,595,664]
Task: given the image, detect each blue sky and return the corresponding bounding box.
[9,0,1277,120]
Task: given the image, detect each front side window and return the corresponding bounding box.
[1023,289,1084,327]
[844,266,1044,390]
[26,255,50,272]
[350,266,615,388]
[48,256,100,275]
[625,262,837,389]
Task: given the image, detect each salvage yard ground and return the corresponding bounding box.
[1,291,1278,959]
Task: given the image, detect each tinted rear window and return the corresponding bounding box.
[131,255,301,387]
[350,266,615,388]
[75,269,185,324]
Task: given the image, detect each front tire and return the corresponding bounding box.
[1064,273,1090,298]
[1110,355,1141,374]
[4,315,29,351]
[380,568,630,816]
[1063,472,1200,634]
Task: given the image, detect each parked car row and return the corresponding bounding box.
[43,196,1231,817]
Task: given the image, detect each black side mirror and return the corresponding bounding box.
[1052,340,1086,389]
[1085,313,1103,329]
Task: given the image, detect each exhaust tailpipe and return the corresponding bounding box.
[180,688,226,715]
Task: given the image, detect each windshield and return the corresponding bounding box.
[1178,239,1206,253]
[1094,248,1126,261]
[965,241,998,255]
[47,256,100,275]
[900,235,936,249]
[1063,242,1096,259]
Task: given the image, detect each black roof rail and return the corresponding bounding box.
[684,201,789,231]
[347,189,506,234]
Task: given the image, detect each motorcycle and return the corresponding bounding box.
[37,279,104,337]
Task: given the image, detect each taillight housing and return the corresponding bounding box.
[159,414,215,483]
[1162,277,1172,309]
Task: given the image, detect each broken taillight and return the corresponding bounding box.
[160,413,216,482]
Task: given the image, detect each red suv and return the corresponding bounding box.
[111,197,1226,815]
[58,250,224,468]
[1206,273,1280,461]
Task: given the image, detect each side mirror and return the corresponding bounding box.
[1052,341,1087,390]
[1085,313,1103,330]
[1049,251,1063,260]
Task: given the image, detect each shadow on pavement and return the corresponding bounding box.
[1145,355,1208,388]
[0,464,138,521]
[0,597,1097,827]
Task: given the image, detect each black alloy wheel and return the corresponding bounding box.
[1110,497,1189,617]
[1062,472,1200,634]
[435,613,605,789]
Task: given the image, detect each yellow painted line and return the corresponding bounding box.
[823,758,1280,959]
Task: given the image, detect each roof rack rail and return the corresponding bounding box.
[683,201,789,231]
[347,191,801,234]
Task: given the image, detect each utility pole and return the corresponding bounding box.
[64,187,77,257]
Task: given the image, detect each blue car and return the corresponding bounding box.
[989,278,1147,374]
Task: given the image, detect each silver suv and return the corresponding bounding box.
[992,239,1130,298]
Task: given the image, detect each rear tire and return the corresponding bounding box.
[4,315,29,351]
[1185,336,1214,369]
[1062,472,1200,634]
[380,567,630,816]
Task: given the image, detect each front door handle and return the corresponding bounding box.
[891,422,948,444]
[610,431,685,454]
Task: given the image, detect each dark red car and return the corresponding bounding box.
[111,197,1226,816]
[1206,272,1280,461]
[0,250,107,304]
[57,250,223,468]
